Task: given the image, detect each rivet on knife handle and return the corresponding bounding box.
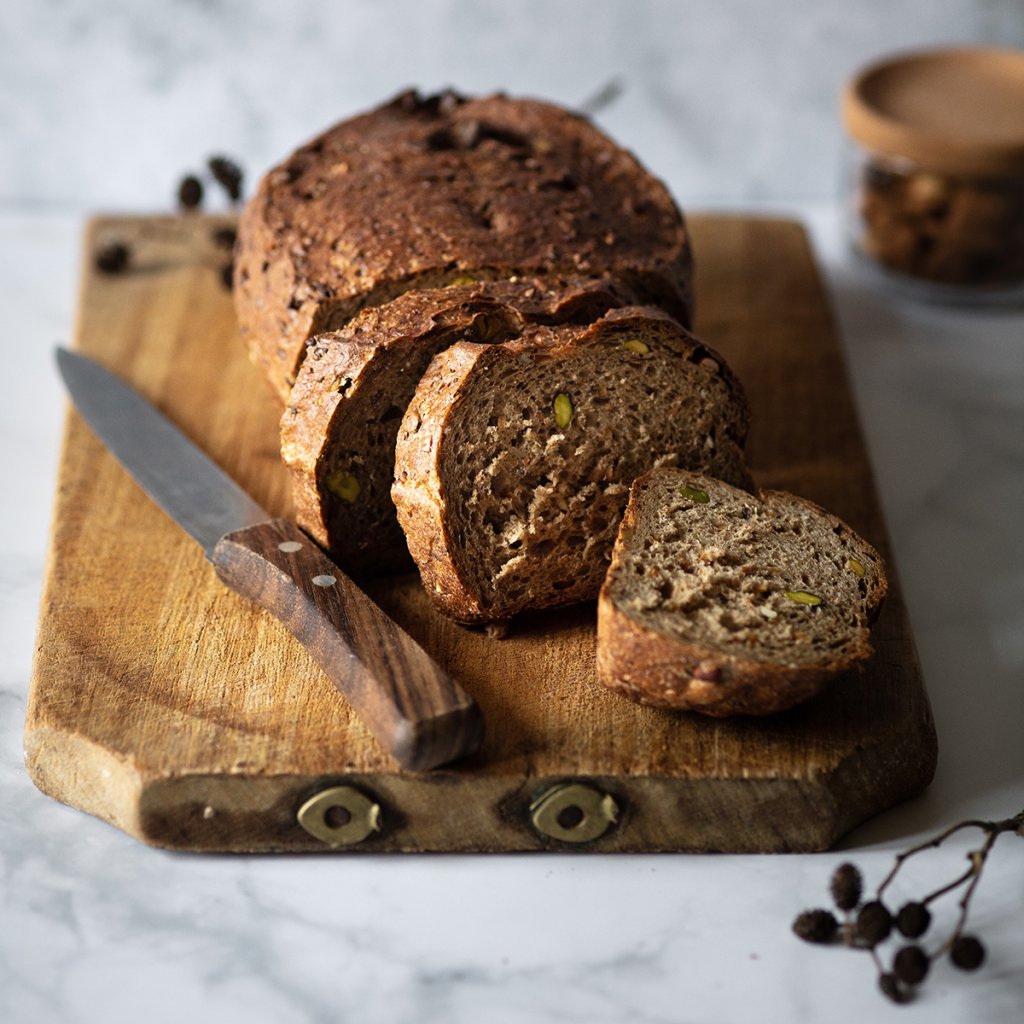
[211,518,484,771]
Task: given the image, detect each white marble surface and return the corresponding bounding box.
[3,2,1024,1021]
[4,0,1024,210]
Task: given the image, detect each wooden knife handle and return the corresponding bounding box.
[210,518,484,771]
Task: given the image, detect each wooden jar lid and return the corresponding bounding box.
[842,47,1024,175]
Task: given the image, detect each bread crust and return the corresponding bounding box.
[235,90,694,401]
[392,343,486,618]
[596,472,888,716]
[392,312,753,623]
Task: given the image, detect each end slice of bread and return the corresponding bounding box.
[597,469,887,716]
[392,310,753,623]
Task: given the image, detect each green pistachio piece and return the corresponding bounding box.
[325,469,360,503]
[846,558,866,577]
[553,392,574,429]
[622,339,650,354]
[679,485,710,503]
[785,590,823,606]
[448,274,478,286]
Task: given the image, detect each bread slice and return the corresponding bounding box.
[235,89,694,401]
[391,309,753,623]
[282,275,640,576]
[597,469,888,716]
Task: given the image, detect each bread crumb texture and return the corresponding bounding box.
[597,469,888,715]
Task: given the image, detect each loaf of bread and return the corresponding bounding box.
[235,89,695,402]
[391,310,754,624]
[240,89,889,698]
[597,469,887,716]
[282,275,642,576]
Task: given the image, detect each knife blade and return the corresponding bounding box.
[56,347,484,771]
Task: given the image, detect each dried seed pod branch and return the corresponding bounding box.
[792,808,1024,1004]
[876,814,1019,898]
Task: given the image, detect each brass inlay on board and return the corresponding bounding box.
[297,785,382,847]
[529,782,618,844]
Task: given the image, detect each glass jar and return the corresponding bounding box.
[842,47,1024,303]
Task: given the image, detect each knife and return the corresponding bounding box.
[55,347,484,771]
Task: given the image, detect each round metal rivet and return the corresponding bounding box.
[529,782,618,844]
[297,786,382,847]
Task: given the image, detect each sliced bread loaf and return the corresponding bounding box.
[597,469,888,716]
[235,90,694,401]
[391,309,753,623]
[281,275,639,576]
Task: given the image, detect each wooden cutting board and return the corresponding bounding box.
[25,214,937,853]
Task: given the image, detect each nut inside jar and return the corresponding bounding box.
[854,157,1024,289]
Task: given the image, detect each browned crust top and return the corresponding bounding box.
[235,90,694,399]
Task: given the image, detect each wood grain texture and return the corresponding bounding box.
[25,214,937,853]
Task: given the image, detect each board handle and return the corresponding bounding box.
[211,518,484,771]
